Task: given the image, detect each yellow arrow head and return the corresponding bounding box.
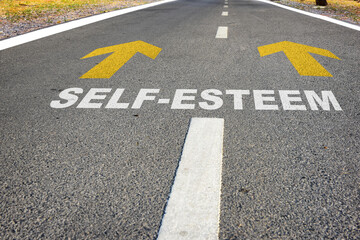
[134,40,162,59]
[80,40,162,79]
[258,41,340,77]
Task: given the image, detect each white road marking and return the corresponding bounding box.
[0,0,177,51]
[171,89,197,109]
[253,90,279,110]
[224,5,228,8]
[158,98,170,104]
[157,118,224,240]
[222,11,228,16]
[50,88,343,111]
[256,0,360,31]
[215,26,228,39]
[304,90,342,111]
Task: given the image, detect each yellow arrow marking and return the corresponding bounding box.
[258,41,340,77]
[80,41,162,79]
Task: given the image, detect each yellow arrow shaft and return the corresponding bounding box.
[80,51,135,79]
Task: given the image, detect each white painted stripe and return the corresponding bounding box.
[224,5,228,8]
[0,0,177,51]
[215,26,228,39]
[256,0,360,31]
[158,98,170,104]
[222,11,229,16]
[157,118,224,240]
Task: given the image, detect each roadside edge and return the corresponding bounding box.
[0,0,177,51]
[256,0,360,31]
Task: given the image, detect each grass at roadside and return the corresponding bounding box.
[0,0,152,21]
[0,0,158,39]
[1,0,359,23]
[0,0,358,40]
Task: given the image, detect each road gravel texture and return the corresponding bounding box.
[0,0,359,239]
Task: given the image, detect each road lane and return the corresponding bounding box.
[218,0,359,238]
[0,0,359,239]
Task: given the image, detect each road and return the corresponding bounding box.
[0,0,359,239]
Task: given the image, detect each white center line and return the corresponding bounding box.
[215,26,228,39]
[222,11,228,16]
[157,118,224,240]
[224,5,228,8]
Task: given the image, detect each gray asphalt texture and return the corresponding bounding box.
[0,0,359,239]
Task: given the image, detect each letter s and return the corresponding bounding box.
[50,88,83,109]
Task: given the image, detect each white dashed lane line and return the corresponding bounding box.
[216,26,228,39]
[219,0,229,38]
[157,118,224,240]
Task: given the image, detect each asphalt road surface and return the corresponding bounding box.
[1,0,359,239]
